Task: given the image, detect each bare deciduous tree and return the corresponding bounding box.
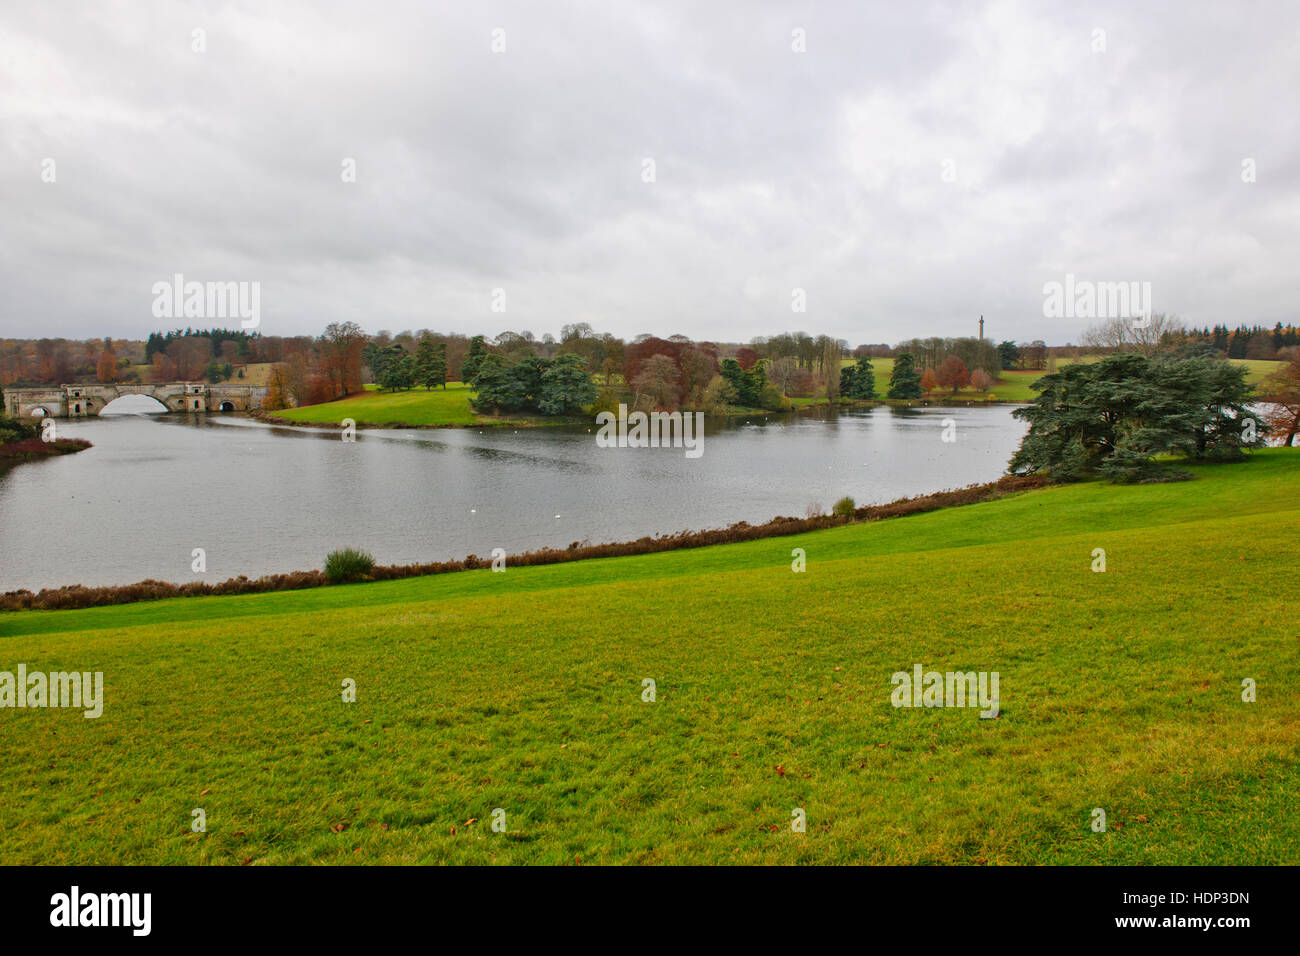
[1081,313,1184,357]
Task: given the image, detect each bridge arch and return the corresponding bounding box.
[100,394,170,415]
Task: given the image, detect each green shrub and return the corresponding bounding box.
[758,383,792,412]
[832,496,856,517]
[324,547,375,584]
[0,413,37,445]
[588,388,622,418]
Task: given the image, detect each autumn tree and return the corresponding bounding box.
[970,368,994,394]
[96,338,119,383]
[631,354,682,410]
[283,352,310,405]
[167,336,211,380]
[678,347,717,406]
[701,375,738,414]
[920,368,938,394]
[36,339,72,383]
[599,357,620,386]
[623,337,683,389]
[820,338,841,401]
[317,322,367,399]
[265,364,291,410]
[1261,353,1300,446]
[936,355,970,395]
[151,351,178,382]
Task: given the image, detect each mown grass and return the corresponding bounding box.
[274,383,480,426]
[2,451,1298,864]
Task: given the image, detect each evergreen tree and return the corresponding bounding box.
[538,354,597,415]
[362,342,381,380]
[841,357,876,399]
[376,345,415,390]
[414,337,447,390]
[365,342,390,385]
[469,353,526,412]
[431,341,448,389]
[461,335,488,382]
[1011,354,1264,482]
[887,352,923,399]
[744,360,770,405]
[510,355,550,408]
[720,358,760,406]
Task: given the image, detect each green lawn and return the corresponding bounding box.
[274,383,480,426]
[3,451,1298,864]
[1229,358,1284,385]
[831,356,1281,404]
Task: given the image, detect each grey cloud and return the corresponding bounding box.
[1,0,1297,345]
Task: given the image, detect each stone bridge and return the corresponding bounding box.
[3,383,270,418]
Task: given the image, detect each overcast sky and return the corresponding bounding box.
[2,0,1297,346]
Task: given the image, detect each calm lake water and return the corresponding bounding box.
[0,405,1027,592]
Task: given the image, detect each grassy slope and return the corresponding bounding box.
[274,383,479,426]
[3,451,1298,864]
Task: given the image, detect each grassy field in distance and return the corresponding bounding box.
[827,356,1282,404]
[271,383,481,426]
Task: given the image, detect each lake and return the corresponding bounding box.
[0,405,1028,592]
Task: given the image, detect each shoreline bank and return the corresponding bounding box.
[1,473,1046,612]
